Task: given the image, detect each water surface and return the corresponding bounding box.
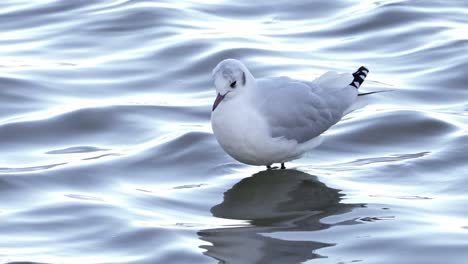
[1,0,468,263]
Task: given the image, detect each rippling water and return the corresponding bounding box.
[1,0,467,263]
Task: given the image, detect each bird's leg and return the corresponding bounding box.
[281,163,286,169]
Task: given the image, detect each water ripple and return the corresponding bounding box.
[1,0,467,263]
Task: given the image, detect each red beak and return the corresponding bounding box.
[212,93,225,111]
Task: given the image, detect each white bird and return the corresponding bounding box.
[210,59,369,170]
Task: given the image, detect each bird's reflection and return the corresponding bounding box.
[199,169,365,264]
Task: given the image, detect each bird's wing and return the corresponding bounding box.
[313,71,353,90]
[255,75,357,143]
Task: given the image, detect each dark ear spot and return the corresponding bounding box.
[230,81,237,88]
[242,72,246,85]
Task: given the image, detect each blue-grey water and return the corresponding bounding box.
[1,0,467,263]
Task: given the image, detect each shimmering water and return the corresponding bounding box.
[1,0,467,263]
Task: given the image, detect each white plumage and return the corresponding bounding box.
[210,59,369,168]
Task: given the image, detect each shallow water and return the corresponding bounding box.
[1,0,467,263]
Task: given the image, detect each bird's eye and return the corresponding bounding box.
[230,81,237,88]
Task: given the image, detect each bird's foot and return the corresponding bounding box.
[266,165,279,170]
[281,163,286,170]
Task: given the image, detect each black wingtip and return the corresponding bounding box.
[350,66,370,89]
[353,66,369,76]
[358,66,369,73]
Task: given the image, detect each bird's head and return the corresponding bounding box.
[211,59,252,111]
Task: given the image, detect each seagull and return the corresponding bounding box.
[210,59,369,170]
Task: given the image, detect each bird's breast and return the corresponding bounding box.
[211,97,273,165]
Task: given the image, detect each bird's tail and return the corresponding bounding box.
[349,66,369,89]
